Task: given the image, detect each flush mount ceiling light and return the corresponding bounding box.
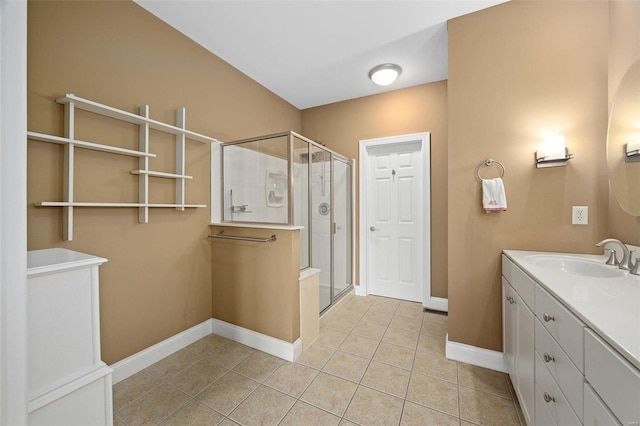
[368,63,402,86]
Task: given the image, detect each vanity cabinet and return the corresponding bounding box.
[27,248,112,426]
[502,252,640,426]
[502,259,535,426]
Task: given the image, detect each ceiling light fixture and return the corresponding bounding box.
[368,63,402,86]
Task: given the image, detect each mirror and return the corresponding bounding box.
[607,59,640,216]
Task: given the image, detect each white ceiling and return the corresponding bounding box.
[135,0,508,110]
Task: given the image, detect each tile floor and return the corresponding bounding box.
[113,295,525,426]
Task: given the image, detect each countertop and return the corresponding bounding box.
[27,248,108,277]
[503,250,640,370]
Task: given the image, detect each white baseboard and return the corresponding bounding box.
[423,296,448,312]
[445,334,507,373]
[110,319,213,384]
[211,319,302,362]
[355,284,367,296]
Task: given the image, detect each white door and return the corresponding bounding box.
[367,141,424,302]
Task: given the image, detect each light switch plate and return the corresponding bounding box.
[572,206,588,225]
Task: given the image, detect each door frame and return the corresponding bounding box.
[0,0,29,423]
[357,133,432,307]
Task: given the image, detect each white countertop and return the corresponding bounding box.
[27,248,108,277]
[503,250,640,370]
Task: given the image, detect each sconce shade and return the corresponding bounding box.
[536,135,573,168]
[369,63,402,86]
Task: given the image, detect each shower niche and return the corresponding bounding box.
[218,131,354,313]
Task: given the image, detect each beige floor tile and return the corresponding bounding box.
[361,360,410,398]
[360,311,394,327]
[339,420,360,426]
[322,317,356,334]
[373,342,416,370]
[113,415,125,426]
[421,322,448,337]
[343,297,374,311]
[233,350,284,382]
[184,334,232,357]
[207,341,256,369]
[196,371,259,415]
[265,362,318,398]
[322,350,369,383]
[406,373,459,417]
[395,303,426,320]
[383,326,420,349]
[390,315,423,333]
[367,303,398,316]
[338,334,379,359]
[459,386,520,425]
[112,370,163,412]
[300,372,358,416]
[229,385,296,426]
[169,358,228,396]
[279,400,341,426]
[116,383,190,426]
[159,400,225,426]
[413,350,458,383]
[400,401,460,426]
[295,343,335,370]
[218,419,241,426]
[424,311,448,326]
[458,363,511,399]
[316,328,349,349]
[351,321,387,340]
[344,385,403,425]
[146,349,201,380]
[514,397,525,426]
[417,331,446,355]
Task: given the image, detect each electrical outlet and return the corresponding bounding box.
[572,206,588,225]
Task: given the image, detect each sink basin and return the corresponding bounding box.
[525,255,625,278]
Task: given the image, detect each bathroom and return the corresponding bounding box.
[2,0,638,424]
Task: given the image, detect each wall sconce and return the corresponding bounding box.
[625,134,640,163]
[535,135,573,168]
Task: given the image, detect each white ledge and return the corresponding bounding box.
[210,222,304,231]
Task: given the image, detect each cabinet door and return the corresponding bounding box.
[514,288,535,426]
[502,278,516,380]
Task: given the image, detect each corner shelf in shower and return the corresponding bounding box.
[28,93,219,241]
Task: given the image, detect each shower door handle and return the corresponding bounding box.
[370,226,379,231]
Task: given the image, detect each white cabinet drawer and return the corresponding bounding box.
[502,255,535,309]
[535,285,585,372]
[535,319,584,421]
[584,329,640,425]
[583,383,621,426]
[535,383,558,426]
[535,352,581,425]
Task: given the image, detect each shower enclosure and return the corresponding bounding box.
[220,131,353,313]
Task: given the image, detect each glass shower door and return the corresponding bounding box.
[332,157,352,299]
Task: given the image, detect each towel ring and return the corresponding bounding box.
[476,158,505,180]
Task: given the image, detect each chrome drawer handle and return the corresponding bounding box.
[543,313,555,322]
[543,392,556,403]
[543,353,555,363]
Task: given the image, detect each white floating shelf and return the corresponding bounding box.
[37,202,206,208]
[131,170,193,179]
[56,94,218,144]
[27,131,156,158]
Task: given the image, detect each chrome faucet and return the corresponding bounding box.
[596,238,631,270]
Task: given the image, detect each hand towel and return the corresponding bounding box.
[482,177,507,213]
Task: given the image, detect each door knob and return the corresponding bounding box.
[370,226,379,231]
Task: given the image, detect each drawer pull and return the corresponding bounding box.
[543,352,555,363]
[543,313,555,322]
[543,392,556,403]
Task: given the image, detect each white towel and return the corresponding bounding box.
[482,177,507,213]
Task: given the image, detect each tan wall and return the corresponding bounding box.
[301,82,449,298]
[447,1,609,351]
[608,0,640,243]
[27,0,300,364]
[210,226,300,343]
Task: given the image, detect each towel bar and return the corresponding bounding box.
[476,158,505,180]
[208,231,277,243]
